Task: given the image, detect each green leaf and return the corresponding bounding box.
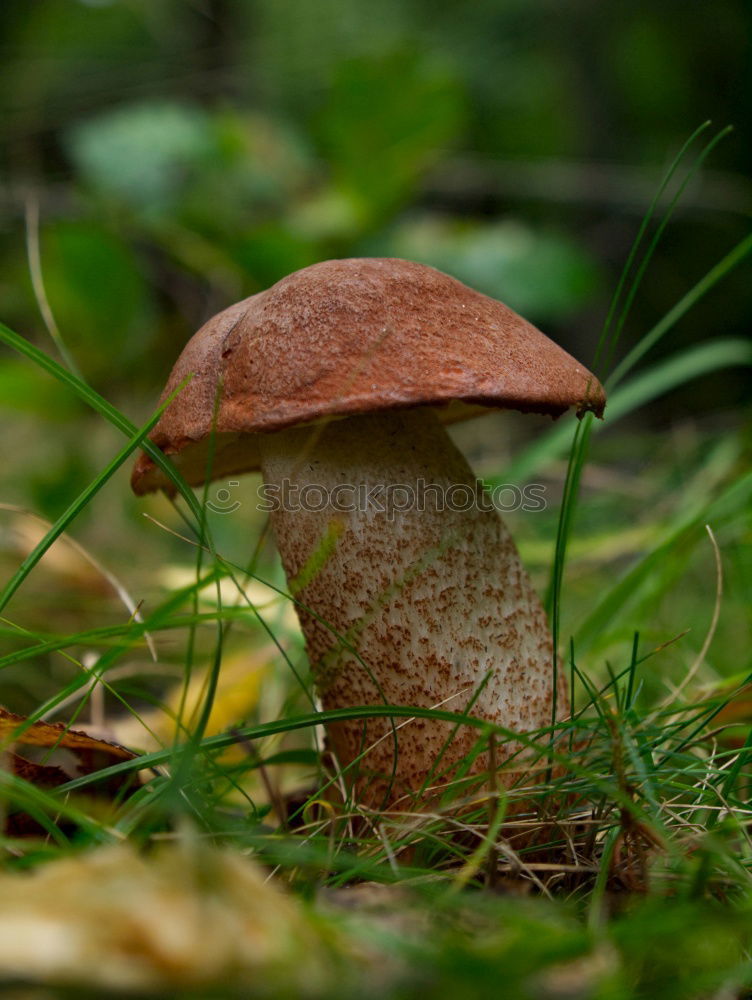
[41,220,151,372]
[0,359,80,420]
[316,50,463,221]
[501,339,752,485]
[68,102,215,213]
[575,467,752,652]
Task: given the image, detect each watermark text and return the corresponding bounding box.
[206,479,546,518]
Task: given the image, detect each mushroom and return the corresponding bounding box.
[132,258,605,810]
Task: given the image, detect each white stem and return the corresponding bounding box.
[260,409,563,808]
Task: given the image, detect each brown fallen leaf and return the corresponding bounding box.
[1,706,139,837]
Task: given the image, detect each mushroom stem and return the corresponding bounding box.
[260,408,564,808]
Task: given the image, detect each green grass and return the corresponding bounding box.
[0,125,751,997]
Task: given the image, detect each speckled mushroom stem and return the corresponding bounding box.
[260,408,566,809]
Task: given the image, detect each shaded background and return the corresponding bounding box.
[2,1,750,405]
[0,0,750,715]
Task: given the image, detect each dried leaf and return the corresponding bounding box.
[1,707,139,837]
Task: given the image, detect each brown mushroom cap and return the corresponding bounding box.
[131,257,606,495]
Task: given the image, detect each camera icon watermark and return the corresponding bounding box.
[206,481,242,514]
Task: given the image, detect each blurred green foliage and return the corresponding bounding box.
[0,0,749,411]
